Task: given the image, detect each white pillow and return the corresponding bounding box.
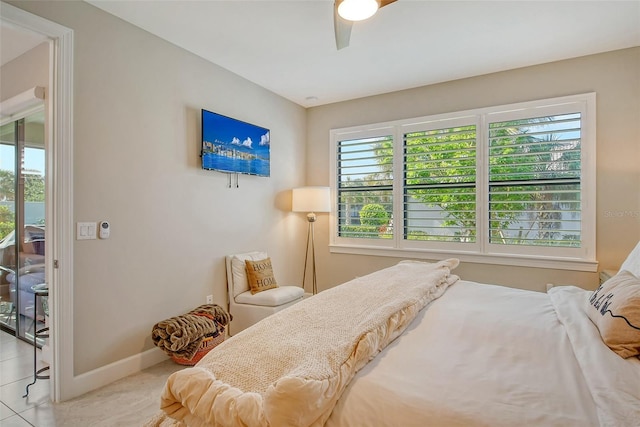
[620,241,640,277]
[230,251,268,298]
[585,270,640,358]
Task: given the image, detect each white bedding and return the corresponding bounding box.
[550,285,640,426]
[325,281,640,427]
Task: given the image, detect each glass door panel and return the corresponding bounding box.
[19,111,46,341]
[0,108,45,342]
[0,120,17,331]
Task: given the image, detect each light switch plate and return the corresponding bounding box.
[77,222,97,240]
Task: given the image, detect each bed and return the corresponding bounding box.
[147,248,640,427]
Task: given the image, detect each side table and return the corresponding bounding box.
[23,284,49,398]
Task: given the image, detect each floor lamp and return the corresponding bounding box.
[292,187,330,295]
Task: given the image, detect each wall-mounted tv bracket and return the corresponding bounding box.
[227,173,240,188]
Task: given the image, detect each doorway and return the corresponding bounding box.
[1,0,73,402]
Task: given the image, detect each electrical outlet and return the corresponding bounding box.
[206,295,214,304]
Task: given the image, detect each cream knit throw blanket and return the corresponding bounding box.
[148,259,459,427]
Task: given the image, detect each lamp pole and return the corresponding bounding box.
[302,212,318,295]
[292,186,330,295]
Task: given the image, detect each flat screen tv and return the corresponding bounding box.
[201,109,270,177]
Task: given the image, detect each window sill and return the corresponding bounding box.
[329,244,598,272]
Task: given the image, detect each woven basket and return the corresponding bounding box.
[171,327,225,366]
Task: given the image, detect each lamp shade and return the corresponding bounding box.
[292,187,330,213]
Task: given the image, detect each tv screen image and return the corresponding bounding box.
[201,109,270,177]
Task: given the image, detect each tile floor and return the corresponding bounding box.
[0,330,184,426]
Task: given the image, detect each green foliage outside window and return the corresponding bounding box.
[0,171,14,201]
[401,126,477,242]
[0,170,45,240]
[0,206,14,241]
[486,116,581,246]
[340,203,391,239]
[359,204,389,228]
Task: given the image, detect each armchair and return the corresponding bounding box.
[6,263,46,320]
[225,251,304,336]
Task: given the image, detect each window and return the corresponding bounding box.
[337,134,393,240]
[487,113,582,248]
[330,94,596,270]
[403,123,477,244]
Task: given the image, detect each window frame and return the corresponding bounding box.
[329,93,597,271]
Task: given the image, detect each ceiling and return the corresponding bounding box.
[0,20,48,66]
[6,1,640,108]
[85,0,640,107]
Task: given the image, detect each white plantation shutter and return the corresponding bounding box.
[403,125,477,243]
[336,135,394,240]
[488,113,582,247]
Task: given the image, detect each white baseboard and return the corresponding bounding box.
[65,347,168,400]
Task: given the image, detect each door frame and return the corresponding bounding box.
[1,1,74,402]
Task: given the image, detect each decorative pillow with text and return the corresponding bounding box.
[245,258,279,294]
[231,252,267,297]
[585,270,640,358]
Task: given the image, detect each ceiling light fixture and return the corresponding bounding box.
[337,0,379,22]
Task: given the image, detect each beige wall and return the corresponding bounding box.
[307,47,640,293]
[8,1,308,375]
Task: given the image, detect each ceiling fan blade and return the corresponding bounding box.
[333,0,396,50]
[379,0,398,8]
[334,2,353,50]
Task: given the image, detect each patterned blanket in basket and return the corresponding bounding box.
[151,304,231,360]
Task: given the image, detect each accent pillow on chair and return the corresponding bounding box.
[245,258,278,294]
[230,251,268,298]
